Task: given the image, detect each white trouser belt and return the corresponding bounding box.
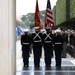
[23,43,29,45]
[34,40,41,42]
[55,43,62,44]
[45,41,51,43]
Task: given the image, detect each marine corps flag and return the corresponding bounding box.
[44,0,54,32]
[34,0,41,32]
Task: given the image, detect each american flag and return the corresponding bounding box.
[44,0,54,30]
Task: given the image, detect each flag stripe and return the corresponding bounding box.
[47,9,52,14]
[46,12,53,19]
[47,17,54,23]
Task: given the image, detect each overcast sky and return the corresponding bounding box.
[16,0,57,16]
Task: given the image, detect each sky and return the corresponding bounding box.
[16,0,57,16]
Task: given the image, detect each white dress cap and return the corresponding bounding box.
[45,26,50,29]
[24,29,29,32]
[34,26,39,29]
[55,29,61,33]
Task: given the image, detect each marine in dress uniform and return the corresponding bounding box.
[53,29,63,67]
[31,26,42,68]
[43,27,53,67]
[21,29,31,67]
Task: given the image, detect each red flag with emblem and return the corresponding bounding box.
[44,0,54,33]
[34,0,41,32]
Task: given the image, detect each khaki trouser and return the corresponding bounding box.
[73,45,75,58]
[62,42,67,58]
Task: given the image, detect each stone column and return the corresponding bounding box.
[0,0,16,75]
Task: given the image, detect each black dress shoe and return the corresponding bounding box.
[56,65,61,68]
[24,65,29,67]
[45,65,51,68]
[35,65,40,68]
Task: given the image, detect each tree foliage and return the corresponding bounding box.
[21,10,46,29]
[16,20,26,28]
